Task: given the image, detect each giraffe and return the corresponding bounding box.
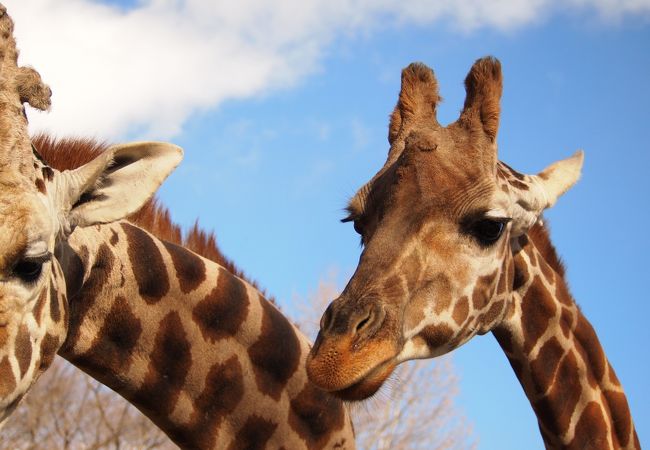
[0,4,183,425]
[32,135,355,449]
[306,57,640,449]
[0,4,354,446]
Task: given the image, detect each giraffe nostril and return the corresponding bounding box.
[355,311,373,333]
[320,303,334,332]
[352,304,385,338]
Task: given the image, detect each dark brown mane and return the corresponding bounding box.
[32,134,269,296]
[527,221,566,277]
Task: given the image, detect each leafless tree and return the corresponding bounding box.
[1,358,173,450]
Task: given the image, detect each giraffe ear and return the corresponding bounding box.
[57,142,183,228]
[458,56,502,143]
[388,62,441,145]
[509,151,584,236]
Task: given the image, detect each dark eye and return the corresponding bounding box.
[470,219,507,246]
[353,220,364,235]
[13,255,49,283]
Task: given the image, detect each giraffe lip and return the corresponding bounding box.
[329,357,398,401]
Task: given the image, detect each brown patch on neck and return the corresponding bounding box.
[188,355,245,449]
[121,223,169,304]
[131,311,191,419]
[247,298,301,400]
[77,295,143,381]
[228,416,278,450]
[192,268,250,342]
[0,356,16,397]
[288,382,347,450]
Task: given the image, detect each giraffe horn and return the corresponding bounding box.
[0,5,51,112]
[458,56,503,143]
[16,67,51,111]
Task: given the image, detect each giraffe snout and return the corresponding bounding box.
[320,300,386,343]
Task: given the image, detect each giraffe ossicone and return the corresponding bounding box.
[307,57,639,449]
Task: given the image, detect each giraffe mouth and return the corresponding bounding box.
[328,357,398,401]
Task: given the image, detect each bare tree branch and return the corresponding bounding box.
[1,358,174,449]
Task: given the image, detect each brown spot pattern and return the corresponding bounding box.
[539,257,555,283]
[48,282,60,323]
[482,299,505,326]
[193,268,249,343]
[132,311,191,419]
[420,323,454,350]
[471,274,496,310]
[533,350,582,437]
[191,355,245,449]
[41,166,54,181]
[121,223,169,304]
[433,275,453,314]
[0,356,16,397]
[62,243,114,353]
[574,313,606,383]
[569,401,609,449]
[555,279,573,307]
[15,324,32,378]
[248,298,300,400]
[289,382,346,450]
[603,389,632,447]
[521,279,556,354]
[228,415,278,450]
[163,241,206,294]
[452,296,469,326]
[38,333,60,371]
[530,337,564,393]
[559,307,573,339]
[109,229,119,246]
[35,178,46,194]
[509,179,529,191]
[79,296,142,380]
[512,261,528,291]
[33,289,47,326]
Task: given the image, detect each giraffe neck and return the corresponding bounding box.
[57,222,353,450]
[492,225,639,449]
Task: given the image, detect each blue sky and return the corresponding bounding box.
[7,0,650,448]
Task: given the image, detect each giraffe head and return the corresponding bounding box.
[0,4,182,423]
[307,57,583,400]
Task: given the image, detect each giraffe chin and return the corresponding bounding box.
[330,359,398,401]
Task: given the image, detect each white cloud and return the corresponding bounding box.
[3,0,649,140]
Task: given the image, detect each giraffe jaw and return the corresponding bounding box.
[328,357,398,401]
[307,335,401,401]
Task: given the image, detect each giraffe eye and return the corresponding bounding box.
[353,220,364,236]
[470,219,508,246]
[13,254,51,283]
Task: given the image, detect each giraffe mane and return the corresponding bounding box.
[32,134,272,300]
